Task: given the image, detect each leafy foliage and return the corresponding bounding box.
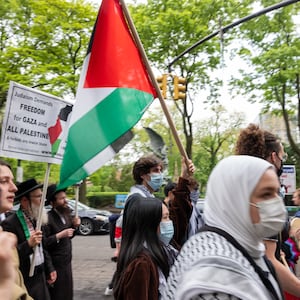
[129,0,253,158]
[230,0,300,161]
[0,0,96,108]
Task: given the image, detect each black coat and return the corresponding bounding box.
[44,209,76,300]
[2,212,54,300]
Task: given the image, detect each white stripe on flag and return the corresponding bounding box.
[82,145,116,174]
[70,53,115,125]
[71,87,115,125]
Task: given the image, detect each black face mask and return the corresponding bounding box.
[274,152,284,177]
[277,159,283,177]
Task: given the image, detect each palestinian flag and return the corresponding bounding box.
[48,105,72,156]
[48,117,62,155]
[58,0,156,189]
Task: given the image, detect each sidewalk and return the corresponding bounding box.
[72,234,115,299]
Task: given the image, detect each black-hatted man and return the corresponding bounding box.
[1,178,56,300]
[44,184,80,300]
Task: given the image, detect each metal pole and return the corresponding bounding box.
[168,0,300,68]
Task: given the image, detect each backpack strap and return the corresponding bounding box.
[199,225,283,300]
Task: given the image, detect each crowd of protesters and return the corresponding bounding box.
[2,123,300,299]
[0,172,80,300]
[106,124,300,299]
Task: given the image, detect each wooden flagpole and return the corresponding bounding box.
[119,0,189,164]
[74,182,81,218]
[29,162,51,276]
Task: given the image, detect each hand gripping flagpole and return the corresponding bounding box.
[119,0,190,166]
[29,162,51,276]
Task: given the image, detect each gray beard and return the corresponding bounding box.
[30,204,48,225]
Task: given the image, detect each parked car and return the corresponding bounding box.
[12,199,112,236]
[67,200,112,236]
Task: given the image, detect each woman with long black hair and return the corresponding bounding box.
[113,194,178,299]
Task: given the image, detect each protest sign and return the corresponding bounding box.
[280,165,296,195]
[0,81,73,164]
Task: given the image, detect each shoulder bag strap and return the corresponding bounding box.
[199,225,283,300]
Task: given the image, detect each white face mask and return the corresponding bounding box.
[251,196,287,239]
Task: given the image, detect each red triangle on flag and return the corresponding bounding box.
[84,0,156,97]
[48,117,62,145]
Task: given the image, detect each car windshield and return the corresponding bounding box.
[67,200,90,211]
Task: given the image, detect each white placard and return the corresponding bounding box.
[280,165,296,195]
[0,81,73,164]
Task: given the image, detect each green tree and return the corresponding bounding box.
[230,1,300,156]
[0,0,97,108]
[0,0,97,199]
[101,105,244,192]
[192,105,245,193]
[130,0,253,158]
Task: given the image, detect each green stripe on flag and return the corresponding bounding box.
[51,139,61,156]
[63,166,89,188]
[59,87,152,187]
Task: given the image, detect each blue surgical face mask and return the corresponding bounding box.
[159,220,174,245]
[190,190,200,203]
[147,172,163,191]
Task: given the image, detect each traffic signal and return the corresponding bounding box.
[173,76,186,100]
[156,74,167,99]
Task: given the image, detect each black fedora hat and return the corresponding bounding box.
[45,184,67,206]
[15,178,43,200]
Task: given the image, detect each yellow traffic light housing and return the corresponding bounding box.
[173,76,186,100]
[156,74,167,99]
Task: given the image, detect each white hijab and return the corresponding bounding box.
[204,155,274,258]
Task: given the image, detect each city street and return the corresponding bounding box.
[72,234,115,299]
